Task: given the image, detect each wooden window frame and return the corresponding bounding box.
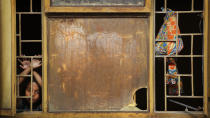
[0,0,207,117]
[44,0,152,13]
[154,0,208,113]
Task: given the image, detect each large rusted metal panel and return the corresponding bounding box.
[51,0,145,6]
[48,17,149,112]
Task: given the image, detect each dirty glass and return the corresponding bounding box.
[51,0,145,6]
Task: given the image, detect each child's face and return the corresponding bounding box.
[25,82,40,103]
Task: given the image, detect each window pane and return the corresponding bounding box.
[16,0,30,12]
[167,0,191,11]
[21,42,42,56]
[167,98,203,111]
[32,0,41,12]
[21,14,41,40]
[51,0,145,6]
[193,57,203,96]
[179,13,203,33]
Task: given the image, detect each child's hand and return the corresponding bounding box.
[31,59,42,69]
[18,59,31,70]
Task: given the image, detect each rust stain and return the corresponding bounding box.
[74,91,78,99]
[62,64,67,71]
[57,67,61,73]
[62,82,66,93]
[48,18,149,111]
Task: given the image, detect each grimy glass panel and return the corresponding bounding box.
[51,0,145,6]
[48,17,149,112]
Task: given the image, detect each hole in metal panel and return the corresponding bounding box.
[135,88,147,110]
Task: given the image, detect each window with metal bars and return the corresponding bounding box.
[16,0,42,112]
[155,0,204,112]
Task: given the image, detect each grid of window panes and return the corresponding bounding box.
[155,0,204,112]
[16,0,42,112]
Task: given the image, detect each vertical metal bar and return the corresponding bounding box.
[17,76,19,97]
[203,0,208,114]
[192,0,194,11]
[164,0,167,11]
[30,57,33,111]
[42,0,47,112]
[30,0,32,12]
[13,0,17,114]
[163,1,171,108]
[178,76,181,96]
[191,35,193,55]
[191,35,194,96]
[176,12,179,56]
[164,57,167,111]
[19,14,21,55]
[153,0,156,112]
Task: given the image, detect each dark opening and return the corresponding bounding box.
[16,98,31,112]
[155,0,164,11]
[16,0,30,12]
[155,13,165,37]
[167,0,192,11]
[180,76,192,96]
[193,35,203,55]
[194,0,203,10]
[167,98,203,111]
[135,88,147,110]
[16,14,19,34]
[179,36,191,55]
[21,14,41,40]
[175,57,191,74]
[32,0,41,12]
[16,36,20,56]
[155,57,165,111]
[21,42,42,56]
[193,57,203,96]
[179,13,203,33]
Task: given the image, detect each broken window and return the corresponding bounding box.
[16,0,42,112]
[155,0,204,112]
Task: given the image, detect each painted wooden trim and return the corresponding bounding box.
[3,0,208,117]
[149,0,154,113]
[44,0,151,13]
[203,0,208,115]
[11,0,16,115]
[43,0,48,113]
[14,112,207,118]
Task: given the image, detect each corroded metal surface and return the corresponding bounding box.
[51,0,145,6]
[48,17,149,112]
